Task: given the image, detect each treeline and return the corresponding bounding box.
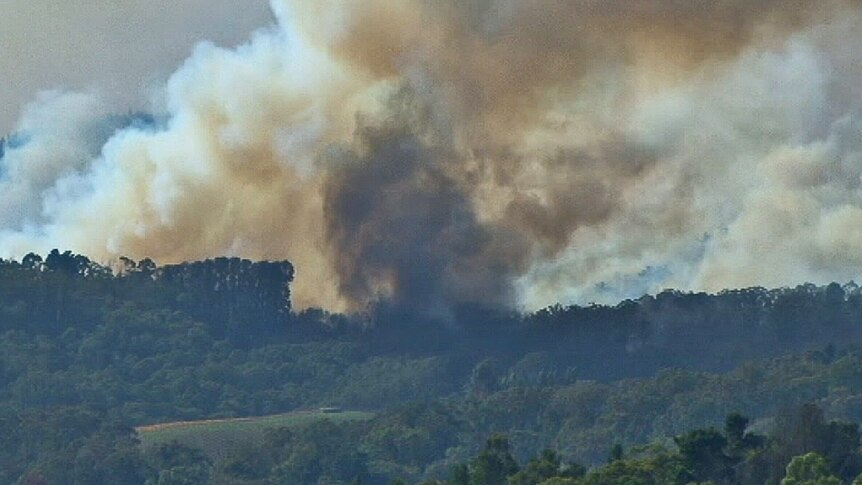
[5,250,862,378]
[420,404,861,485]
[7,402,861,484]
[0,250,294,343]
[5,309,862,481]
[4,251,862,482]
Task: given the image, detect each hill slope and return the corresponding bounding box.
[137,410,374,461]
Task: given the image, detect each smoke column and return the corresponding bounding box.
[3,0,862,312]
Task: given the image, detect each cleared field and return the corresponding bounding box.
[136,410,374,460]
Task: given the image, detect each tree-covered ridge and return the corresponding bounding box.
[4,251,862,482]
[0,250,293,341]
[7,401,862,484]
[4,250,862,371]
[426,405,860,485]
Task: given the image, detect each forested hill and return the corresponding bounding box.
[0,250,294,343]
[5,251,862,483]
[2,250,861,379]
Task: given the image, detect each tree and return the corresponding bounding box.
[608,444,624,463]
[537,479,579,485]
[468,360,498,398]
[675,428,733,483]
[508,449,585,485]
[579,452,687,485]
[770,404,862,482]
[451,463,469,485]
[469,434,518,485]
[146,441,212,485]
[781,453,842,485]
[21,253,42,270]
[725,413,748,449]
[724,413,765,462]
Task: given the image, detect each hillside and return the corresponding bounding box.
[2,252,862,483]
[137,410,374,462]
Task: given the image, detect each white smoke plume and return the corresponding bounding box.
[2,0,862,312]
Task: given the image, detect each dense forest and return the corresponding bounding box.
[4,251,862,483]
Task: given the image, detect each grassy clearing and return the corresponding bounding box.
[136,410,374,461]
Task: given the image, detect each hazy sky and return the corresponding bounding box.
[0,0,274,134]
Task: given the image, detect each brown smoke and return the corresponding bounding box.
[2,0,862,312]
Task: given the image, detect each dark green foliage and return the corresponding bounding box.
[440,408,857,485]
[725,413,765,455]
[262,418,373,484]
[608,444,624,463]
[450,464,469,485]
[578,452,688,485]
[145,441,212,485]
[780,452,842,485]
[758,404,862,483]
[508,449,584,485]
[0,407,150,485]
[468,360,499,398]
[5,251,862,483]
[360,402,463,479]
[467,434,518,485]
[674,428,733,483]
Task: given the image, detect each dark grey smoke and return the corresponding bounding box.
[323,91,524,313]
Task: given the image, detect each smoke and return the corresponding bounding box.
[3,0,862,312]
